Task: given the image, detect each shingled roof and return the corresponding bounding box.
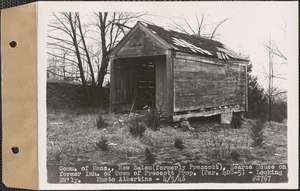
[110,21,248,62]
[142,22,248,61]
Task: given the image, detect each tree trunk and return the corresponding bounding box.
[268,37,274,121]
[68,12,92,105]
[97,12,109,105]
[75,13,100,106]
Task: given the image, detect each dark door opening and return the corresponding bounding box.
[135,60,156,109]
[112,60,134,112]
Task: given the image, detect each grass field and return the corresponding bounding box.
[47,107,287,166]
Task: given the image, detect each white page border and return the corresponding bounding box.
[38,1,299,189]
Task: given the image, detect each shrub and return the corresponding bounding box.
[55,151,62,162]
[250,119,264,147]
[174,137,184,150]
[145,148,155,164]
[145,108,160,131]
[96,137,109,151]
[202,129,249,163]
[230,150,240,161]
[270,101,287,122]
[231,113,242,129]
[128,114,146,137]
[245,64,268,119]
[96,115,108,129]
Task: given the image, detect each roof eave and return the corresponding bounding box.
[174,49,250,64]
[109,22,175,57]
[137,22,175,50]
[227,58,250,65]
[108,23,141,57]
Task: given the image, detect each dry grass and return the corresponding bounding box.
[47,108,287,165]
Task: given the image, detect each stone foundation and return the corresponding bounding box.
[220,112,233,124]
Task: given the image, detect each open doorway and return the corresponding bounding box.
[134,60,156,109]
[112,56,167,113]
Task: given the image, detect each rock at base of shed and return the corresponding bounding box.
[179,119,194,130]
[221,112,233,124]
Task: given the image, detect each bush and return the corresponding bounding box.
[230,150,240,161]
[174,137,184,150]
[128,114,146,137]
[203,129,248,163]
[145,148,155,164]
[145,108,160,131]
[96,137,109,151]
[245,65,268,119]
[231,113,242,129]
[96,115,108,129]
[270,101,287,122]
[250,119,264,147]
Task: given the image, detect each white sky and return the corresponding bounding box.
[40,2,298,189]
[46,1,298,90]
[142,2,293,91]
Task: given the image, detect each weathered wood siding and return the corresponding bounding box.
[174,52,246,112]
[111,60,134,111]
[111,56,170,114]
[117,28,166,58]
[154,56,168,115]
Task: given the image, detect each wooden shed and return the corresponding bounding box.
[109,22,249,122]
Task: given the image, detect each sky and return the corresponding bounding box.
[140,2,293,91]
[46,1,297,91]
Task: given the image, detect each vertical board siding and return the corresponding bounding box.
[155,56,168,115]
[174,53,246,112]
[109,58,115,112]
[112,61,135,111]
[166,50,174,118]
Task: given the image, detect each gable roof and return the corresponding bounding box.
[110,21,248,61]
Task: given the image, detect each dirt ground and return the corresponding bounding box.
[47,107,287,166]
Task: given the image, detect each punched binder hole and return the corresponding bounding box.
[9,41,17,48]
[11,147,19,154]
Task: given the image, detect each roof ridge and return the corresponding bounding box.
[144,22,248,61]
[146,22,222,45]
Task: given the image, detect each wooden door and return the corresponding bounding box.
[113,62,134,111]
[135,61,156,109]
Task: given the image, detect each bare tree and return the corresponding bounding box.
[263,35,287,120]
[47,12,146,106]
[264,38,287,61]
[168,13,231,39]
[265,15,288,61]
[94,12,147,91]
